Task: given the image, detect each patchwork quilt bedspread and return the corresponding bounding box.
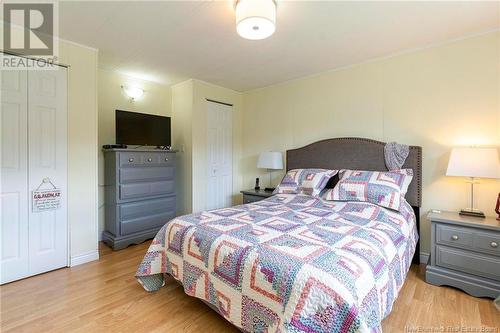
[136,194,417,333]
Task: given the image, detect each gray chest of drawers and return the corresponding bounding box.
[426,211,500,298]
[102,149,176,250]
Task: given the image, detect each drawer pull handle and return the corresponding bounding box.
[165,158,169,161]
[451,235,459,241]
[128,158,134,162]
[147,158,152,162]
[491,241,498,248]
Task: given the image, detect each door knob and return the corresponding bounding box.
[491,241,498,248]
[451,235,459,241]
[147,158,152,162]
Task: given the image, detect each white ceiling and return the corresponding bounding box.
[59,1,499,91]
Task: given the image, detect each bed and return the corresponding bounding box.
[136,137,422,333]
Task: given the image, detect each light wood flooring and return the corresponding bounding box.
[1,242,498,332]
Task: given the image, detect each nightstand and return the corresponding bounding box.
[240,189,274,204]
[426,211,500,298]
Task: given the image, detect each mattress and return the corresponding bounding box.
[136,193,418,332]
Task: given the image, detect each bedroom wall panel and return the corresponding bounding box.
[241,31,500,254]
[58,39,99,265]
[171,80,193,215]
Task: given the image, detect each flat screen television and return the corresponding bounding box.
[116,110,171,147]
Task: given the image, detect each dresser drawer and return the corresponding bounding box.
[141,153,175,166]
[119,166,174,183]
[436,223,500,257]
[119,197,176,235]
[119,152,143,167]
[119,181,175,200]
[141,153,161,165]
[119,152,175,167]
[159,153,175,166]
[435,245,500,281]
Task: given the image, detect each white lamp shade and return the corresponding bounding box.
[257,151,283,170]
[446,147,500,179]
[236,0,276,40]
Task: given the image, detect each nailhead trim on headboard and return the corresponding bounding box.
[410,145,422,207]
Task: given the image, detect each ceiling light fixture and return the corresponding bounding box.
[121,85,144,101]
[236,0,276,40]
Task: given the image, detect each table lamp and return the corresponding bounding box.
[446,147,500,218]
[257,151,283,192]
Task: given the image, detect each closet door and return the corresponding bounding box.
[0,69,30,284]
[206,101,233,211]
[28,68,68,275]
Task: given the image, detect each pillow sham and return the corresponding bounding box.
[323,169,413,211]
[273,168,338,197]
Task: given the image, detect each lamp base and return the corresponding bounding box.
[459,209,486,218]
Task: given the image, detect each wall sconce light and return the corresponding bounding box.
[121,85,144,101]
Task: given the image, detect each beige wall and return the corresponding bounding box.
[97,69,172,237]
[172,79,243,214]
[58,40,99,263]
[241,32,500,254]
[172,80,193,215]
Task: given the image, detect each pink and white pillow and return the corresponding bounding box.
[273,168,338,197]
[323,169,413,211]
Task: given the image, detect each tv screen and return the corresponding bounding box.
[116,110,171,146]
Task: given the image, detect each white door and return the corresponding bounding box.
[0,62,68,284]
[28,68,68,275]
[1,69,30,283]
[206,101,232,210]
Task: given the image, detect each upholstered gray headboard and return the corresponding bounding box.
[286,137,422,207]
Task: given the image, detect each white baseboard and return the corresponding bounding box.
[420,252,430,265]
[70,250,99,267]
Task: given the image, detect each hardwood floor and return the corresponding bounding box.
[1,242,498,332]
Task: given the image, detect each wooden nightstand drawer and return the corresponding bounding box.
[436,223,500,257]
[436,224,473,249]
[435,245,500,281]
[473,232,500,256]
